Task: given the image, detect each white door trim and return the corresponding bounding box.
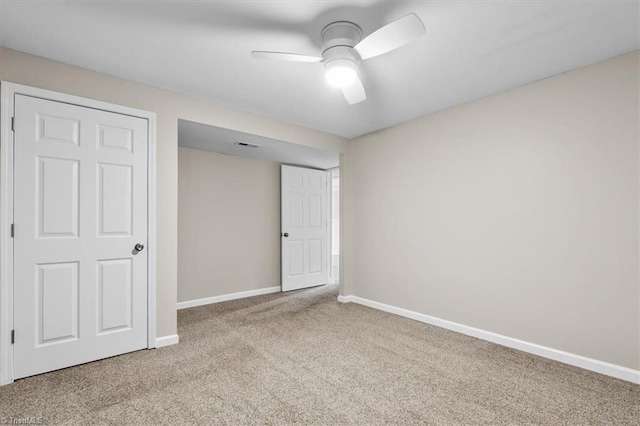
[327,167,338,285]
[0,82,157,385]
[326,169,333,284]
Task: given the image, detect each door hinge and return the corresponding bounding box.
[11,330,15,345]
[11,116,15,132]
[10,223,14,238]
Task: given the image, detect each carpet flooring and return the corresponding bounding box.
[0,285,638,425]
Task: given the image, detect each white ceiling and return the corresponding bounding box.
[1,1,638,139]
[179,120,340,170]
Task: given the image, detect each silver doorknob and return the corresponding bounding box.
[134,243,145,252]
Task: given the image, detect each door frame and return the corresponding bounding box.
[326,167,339,285]
[0,82,157,385]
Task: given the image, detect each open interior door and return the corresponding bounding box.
[281,165,329,291]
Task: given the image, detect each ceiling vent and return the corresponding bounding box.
[235,141,260,148]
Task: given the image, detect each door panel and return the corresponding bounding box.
[309,194,322,227]
[98,163,133,236]
[98,258,133,333]
[98,125,133,152]
[37,114,80,145]
[308,239,323,273]
[37,262,79,344]
[281,166,329,291]
[288,240,304,277]
[289,192,304,228]
[13,95,149,379]
[37,158,80,238]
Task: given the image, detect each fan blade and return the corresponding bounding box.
[342,76,367,105]
[251,51,323,63]
[354,13,425,60]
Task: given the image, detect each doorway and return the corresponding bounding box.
[177,120,340,304]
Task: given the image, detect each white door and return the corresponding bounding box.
[281,165,329,291]
[13,95,149,379]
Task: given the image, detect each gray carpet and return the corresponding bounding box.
[0,285,638,425]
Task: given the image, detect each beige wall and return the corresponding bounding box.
[0,48,348,344]
[346,51,639,369]
[2,45,637,375]
[178,147,280,302]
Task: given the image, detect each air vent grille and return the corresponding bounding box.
[235,141,260,148]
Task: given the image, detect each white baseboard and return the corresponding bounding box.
[177,286,281,310]
[155,334,179,348]
[339,295,640,385]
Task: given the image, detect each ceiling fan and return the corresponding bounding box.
[251,13,426,105]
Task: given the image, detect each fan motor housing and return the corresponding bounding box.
[321,21,362,57]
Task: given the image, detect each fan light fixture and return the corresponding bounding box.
[251,13,426,105]
[324,59,358,88]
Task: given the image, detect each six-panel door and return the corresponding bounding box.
[13,95,149,379]
[281,165,329,291]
